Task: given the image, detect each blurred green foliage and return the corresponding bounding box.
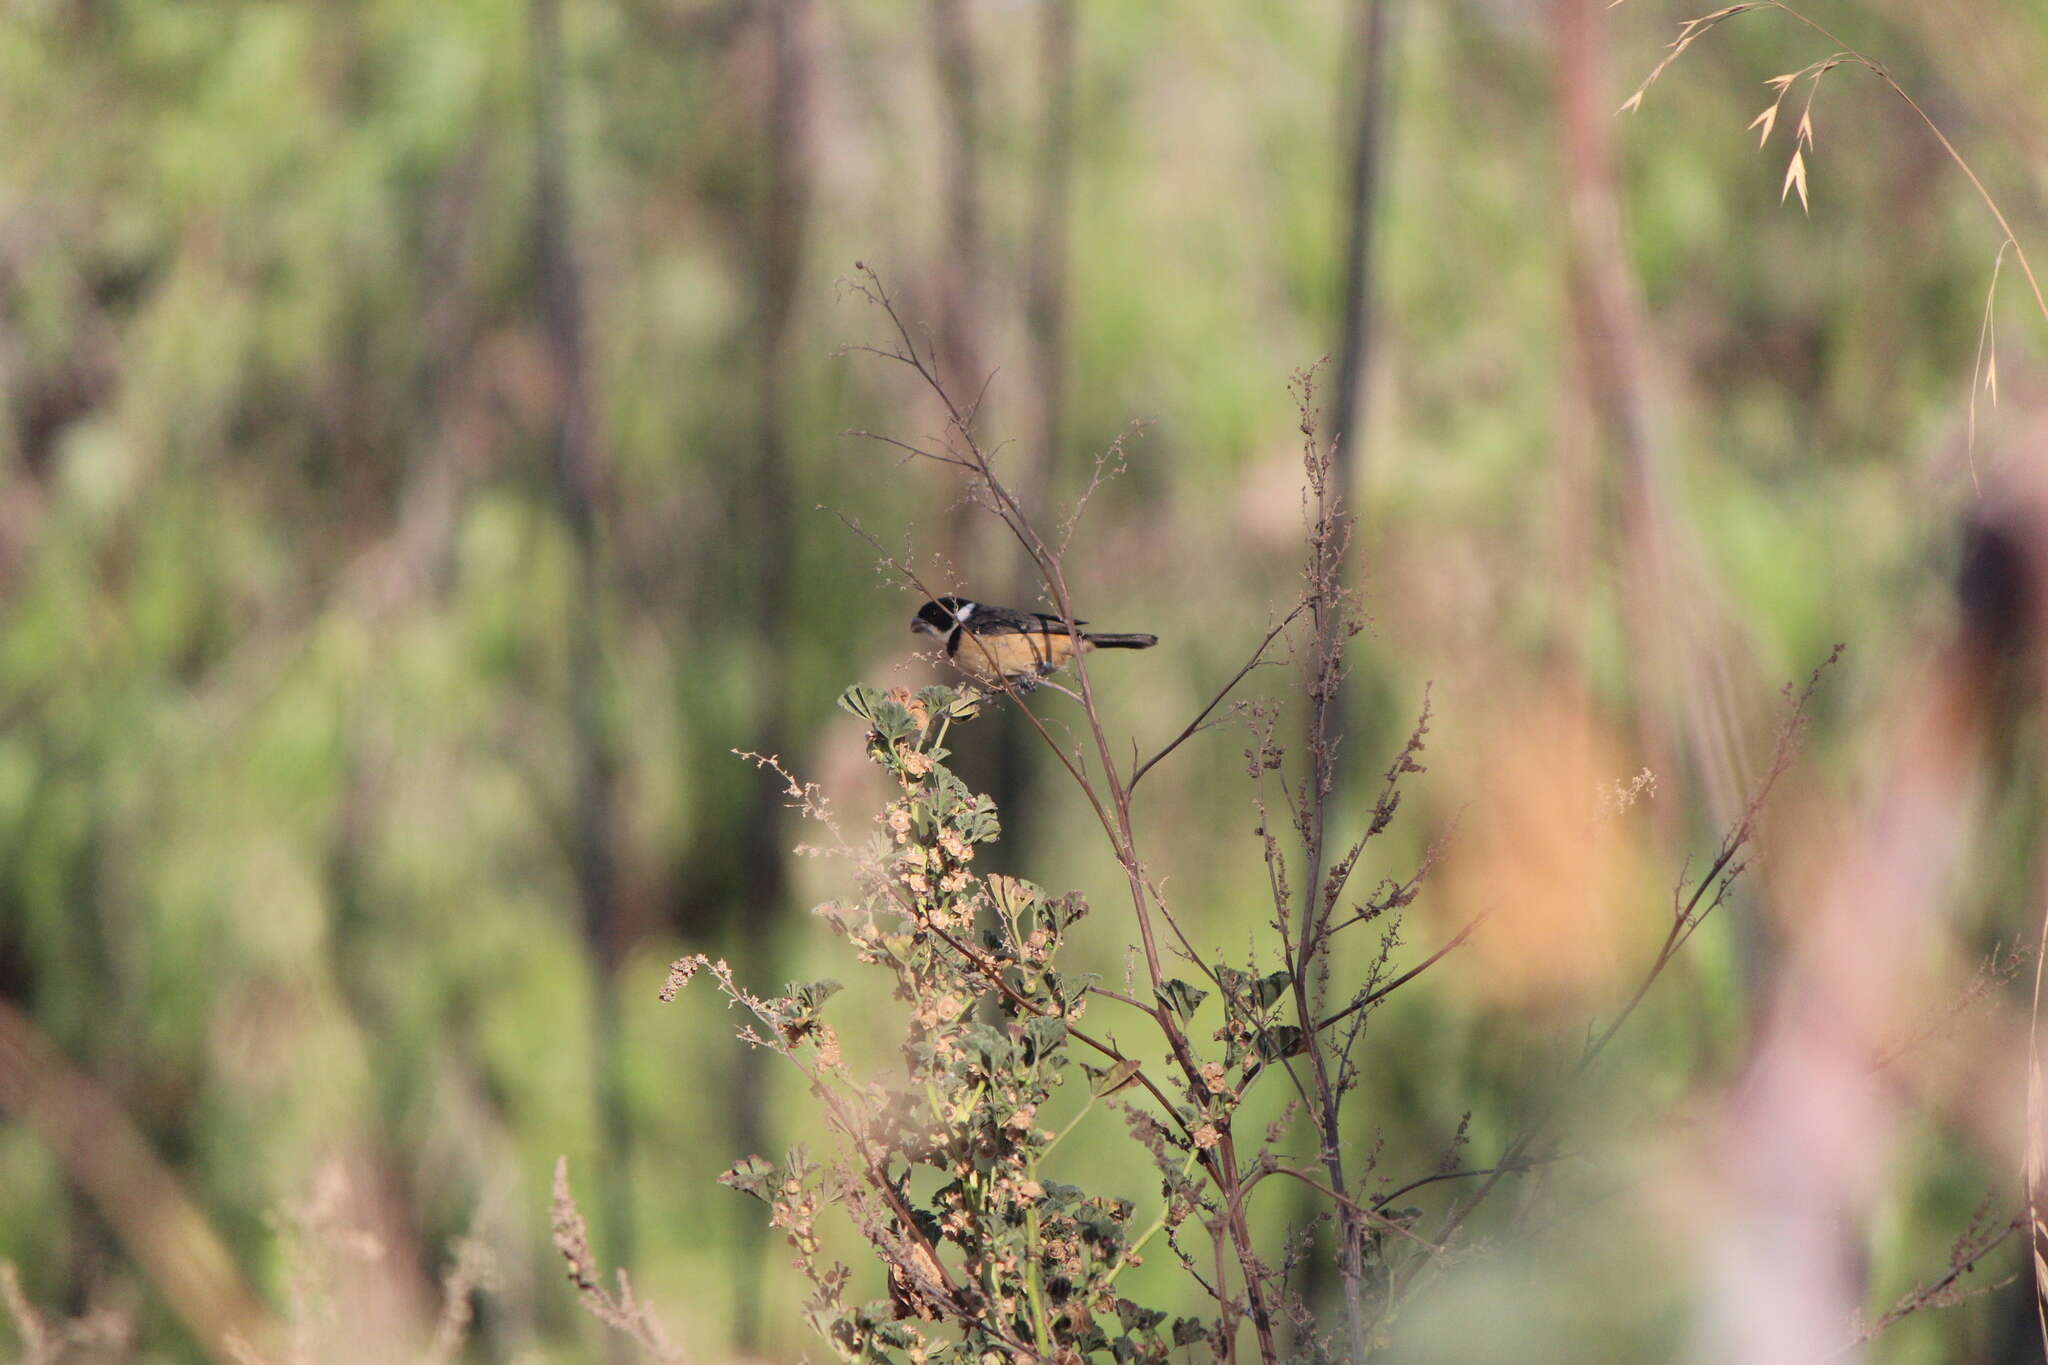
[1,0,2045,1361]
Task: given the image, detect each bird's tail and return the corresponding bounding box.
[1083,632,1158,650]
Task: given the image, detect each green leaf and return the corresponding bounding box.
[1039,1181,1084,1211]
[786,979,844,1010]
[960,1023,1013,1068]
[1076,1209,1125,1251]
[1115,1299,1167,1334]
[1023,1015,1068,1062]
[1255,1024,1304,1061]
[836,684,888,721]
[1156,978,1208,1018]
[1171,1317,1211,1347]
[837,685,917,743]
[717,1154,776,1201]
[875,1322,920,1350]
[986,873,1043,921]
[919,685,982,722]
[1049,890,1090,930]
[1092,1058,1144,1097]
[929,767,977,816]
[773,979,843,1046]
[1255,970,1293,1009]
[1047,971,1101,1008]
[956,803,1001,843]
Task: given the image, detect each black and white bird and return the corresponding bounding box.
[911,596,1158,689]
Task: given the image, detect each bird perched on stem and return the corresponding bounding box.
[912,596,1158,690]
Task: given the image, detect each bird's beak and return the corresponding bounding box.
[911,616,936,636]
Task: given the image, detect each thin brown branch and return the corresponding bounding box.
[846,428,979,469]
[1316,910,1488,1032]
[1835,1207,2024,1354]
[1251,1165,1444,1253]
[1131,605,1306,791]
[1371,1163,1519,1209]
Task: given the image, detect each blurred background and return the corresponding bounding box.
[3,0,2048,1361]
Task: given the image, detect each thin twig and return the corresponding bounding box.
[1317,910,1489,1032]
[1132,606,1306,791]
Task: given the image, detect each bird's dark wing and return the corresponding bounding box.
[957,605,1056,635]
[959,605,1041,634]
[1028,611,1088,632]
[960,604,1090,636]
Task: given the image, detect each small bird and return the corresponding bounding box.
[912,596,1158,689]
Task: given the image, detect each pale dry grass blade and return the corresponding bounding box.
[1966,241,2012,495]
[1781,147,1809,212]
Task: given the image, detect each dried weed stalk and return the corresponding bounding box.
[1837,1197,2023,1356]
[220,1161,498,1365]
[552,1158,685,1364]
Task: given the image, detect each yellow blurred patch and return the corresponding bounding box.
[1437,686,1656,1011]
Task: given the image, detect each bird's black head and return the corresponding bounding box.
[912,597,969,636]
